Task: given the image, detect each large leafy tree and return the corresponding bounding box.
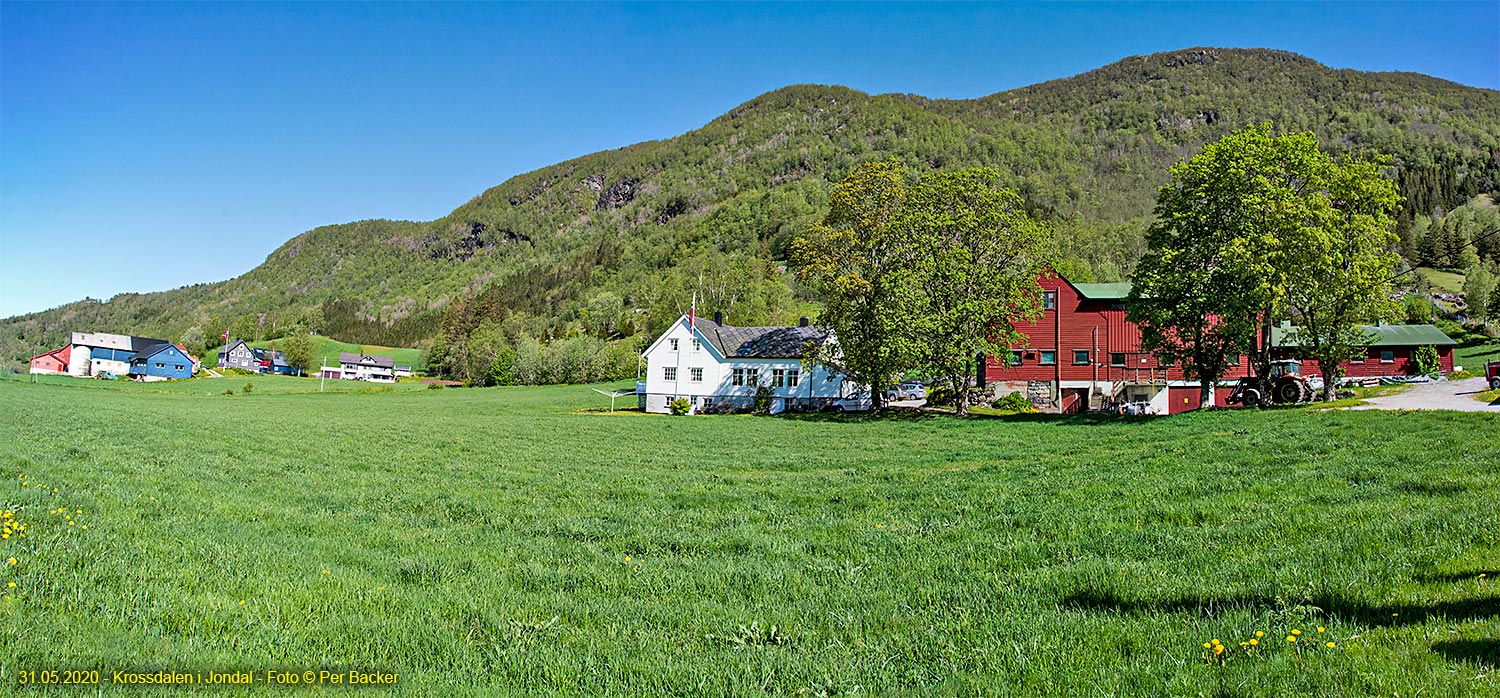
[791,159,924,410]
[1129,126,1288,406]
[1282,155,1403,401]
[900,169,1053,415]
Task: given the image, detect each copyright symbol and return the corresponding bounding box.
[303,671,316,684]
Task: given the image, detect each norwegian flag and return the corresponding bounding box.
[689,292,696,327]
[221,328,229,341]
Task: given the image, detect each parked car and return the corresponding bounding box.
[899,382,927,400]
[884,385,909,401]
[1487,360,1500,390]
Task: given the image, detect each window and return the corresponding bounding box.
[1010,350,1024,366]
[745,368,759,385]
[787,369,800,387]
[1380,350,1394,363]
[731,368,746,386]
[1039,350,1056,365]
[691,338,701,351]
[1042,291,1057,311]
[772,369,786,387]
[155,362,165,369]
[663,367,677,381]
[690,367,703,382]
[1226,354,1240,366]
[669,339,679,351]
[174,364,184,370]
[1351,352,1365,364]
[1073,350,1090,365]
[1110,353,1126,367]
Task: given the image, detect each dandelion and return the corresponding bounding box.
[1249,639,1258,646]
[1203,642,1212,649]
[81,526,86,530]
[1326,642,1336,649]
[1291,629,1301,636]
[1287,636,1297,643]
[1255,631,1264,638]
[239,600,246,606]
[321,569,329,575]
[1317,627,1325,633]
[1213,645,1224,655]
[6,558,14,565]
[6,582,13,588]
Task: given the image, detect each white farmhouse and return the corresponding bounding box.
[640,313,867,414]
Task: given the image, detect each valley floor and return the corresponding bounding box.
[0,375,1495,695]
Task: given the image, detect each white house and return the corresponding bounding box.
[639,313,867,414]
[337,352,396,382]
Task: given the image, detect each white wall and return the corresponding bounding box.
[641,316,854,413]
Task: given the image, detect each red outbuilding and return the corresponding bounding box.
[28,346,71,375]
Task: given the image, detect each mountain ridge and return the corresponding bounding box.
[5,47,1498,372]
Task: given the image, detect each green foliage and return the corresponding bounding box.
[668,397,691,415]
[1129,125,1287,401]
[792,159,925,407]
[1413,345,1441,375]
[752,385,774,414]
[901,168,1054,415]
[280,329,315,375]
[1462,264,1495,323]
[993,391,1036,412]
[241,382,253,394]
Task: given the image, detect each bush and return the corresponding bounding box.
[752,385,774,414]
[242,382,253,394]
[926,385,954,406]
[1413,345,1441,376]
[668,397,691,416]
[993,391,1036,412]
[427,382,445,390]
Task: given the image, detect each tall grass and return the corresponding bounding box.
[0,379,1495,695]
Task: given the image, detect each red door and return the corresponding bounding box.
[1061,388,1088,414]
[1168,387,1202,414]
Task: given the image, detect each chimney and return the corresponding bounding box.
[799,316,810,327]
[713,311,723,325]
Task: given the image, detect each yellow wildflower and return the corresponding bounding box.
[1213,645,1224,655]
[6,582,13,588]
[1317,626,1325,633]
[1255,631,1264,638]
[6,558,14,565]
[1326,642,1336,649]
[1287,636,1297,643]
[321,569,329,575]
[1203,642,1212,649]
[1248,639,1258,646]
[1291,629,1301,636]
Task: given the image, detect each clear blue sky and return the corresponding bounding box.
[2,1,1496,318]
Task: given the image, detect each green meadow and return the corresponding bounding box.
[0,375,1495,696]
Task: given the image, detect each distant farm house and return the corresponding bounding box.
[319,352,397,383]
[983,271,1459,414]
[639,312,867,414]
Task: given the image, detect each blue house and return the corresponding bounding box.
[128,343,195,381]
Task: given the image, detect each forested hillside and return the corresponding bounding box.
[5,48,1498,376]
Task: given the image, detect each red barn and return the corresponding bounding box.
[28,346,71,375]
[1271,322,1456,378]
[980,272,1252,415]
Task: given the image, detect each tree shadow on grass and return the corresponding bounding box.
[1431,639,1499,668]
[1059,589,1500,627]
[1413,569,1499,583]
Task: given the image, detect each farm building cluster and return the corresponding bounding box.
[29,332,201,381]
[640,271,1457,415]
[219,339,299,375]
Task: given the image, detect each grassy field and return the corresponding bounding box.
[1416,267,1467,294]
[205,335,426,372]
[0,375,1495,695]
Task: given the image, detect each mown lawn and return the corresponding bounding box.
[0,376,1495,695]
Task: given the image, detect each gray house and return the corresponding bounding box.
[338,352,396,382]
[219,340,259,371]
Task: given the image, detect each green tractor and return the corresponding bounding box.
[1225,359,1314,407]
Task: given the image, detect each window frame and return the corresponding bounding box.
[663,366,677,381]
[1109,353,1126,367]
[690,367,703,382]
[787,369,800,387]
[1039,350,1056,365]
[691,338,701,352]
[1380,350,1395,364]
[1042,290,1057,311]
[772,368,786,388]
[731,368,745,386]
[1072,350,1090,365]
[668,338,679,351]
[1010,350,1024,367]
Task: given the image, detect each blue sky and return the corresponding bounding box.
[2,1,1497,318]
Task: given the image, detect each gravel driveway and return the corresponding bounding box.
[1347,377,1500,413]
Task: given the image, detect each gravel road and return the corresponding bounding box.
[1347,377,1500,413]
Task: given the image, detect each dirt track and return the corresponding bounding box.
[1347,377,1500,413]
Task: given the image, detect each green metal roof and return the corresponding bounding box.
[1271,323,1457,348]
[1072,282,1132,300]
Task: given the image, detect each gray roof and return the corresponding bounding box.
[693,318,828,359]
[1272,323,1457,348]
[339,352,396,368]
